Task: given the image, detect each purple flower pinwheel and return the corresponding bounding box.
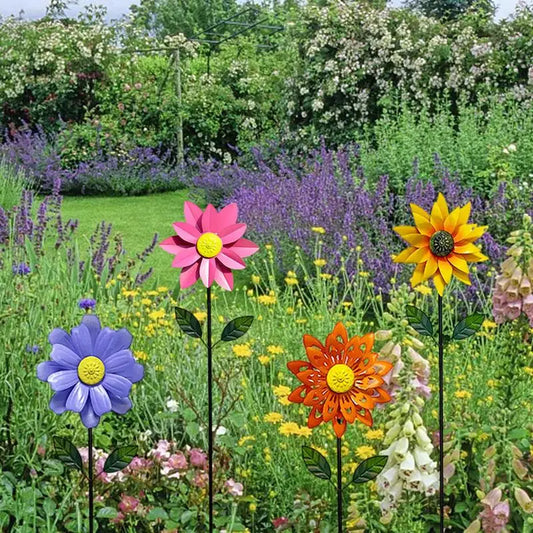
[37,315,143,428]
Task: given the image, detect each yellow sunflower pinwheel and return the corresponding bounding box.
[393,193,488,296]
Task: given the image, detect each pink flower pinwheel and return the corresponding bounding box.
[160,201,259,290]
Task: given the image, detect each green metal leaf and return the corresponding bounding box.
[53,436,83,473]
[406,305,434,337]
[103,445,137,473]
[352,455,387,484]
[301,446,331,481]
[452,312,484,340]
[174,307,203,339]
[220,316,254,342]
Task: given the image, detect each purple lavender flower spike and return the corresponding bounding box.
[37,315,143,428]
[78,298,96,311]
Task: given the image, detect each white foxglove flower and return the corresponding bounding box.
[399,452,415,479]
[393,437,409,462]
[378,465,399,491]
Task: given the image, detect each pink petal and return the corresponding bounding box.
[227,238,259,258]
[218,249,246,270]
[172,222,201,244]
[172,247,201,268]
[180,262,200,289]
[219,223,247,245]
[183,201,203,228]
[199,257,217,287]
[217,203,239,227]
[214,262,234,290]
[200,204,218,233]
[160,235,188,255]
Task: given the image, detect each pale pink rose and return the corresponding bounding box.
[189,448,207,468]
[192,471,208,488]
[225,478,244,497]
[118,494,139,514]
[150,440,171,461]
[111,511,125,524]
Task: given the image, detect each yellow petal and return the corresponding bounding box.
[455,243,481,254]
[413,214,434,236]
[461,252,489,263]
[455,225,488,245]
[402,234,430,248]
[453,223,475,241]
[406,247,431,264]
[448,253,469,273]
[430,200,445,231]
[432,272,446,296]
[443,207,460,234]
[423,255,439,281]
[438,258,453,284]
[393,247,417,263]
[452,267,471,285]
[411,263,425,287]
[456,202,471,227]
[394,225,418,237]
[436,193,449,219]
[410,203,430,220]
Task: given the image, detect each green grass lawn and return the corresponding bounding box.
[60,191,191,287]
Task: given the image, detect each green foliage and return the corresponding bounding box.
[406,0,495,21]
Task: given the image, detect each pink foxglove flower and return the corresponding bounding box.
[160,202,259,290]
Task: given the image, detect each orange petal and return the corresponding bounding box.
[288,385,307,403]
[443,207,460,234]
[410,203,431,221]
[354,375,382,390]
[326,322,348,353]
[303,334,324,351]
[340,395,357,424]
[402,234,430,247]
[354,407,373,427]
[371,360,393,377]
[287,360,311,376]
[308,406,323,428]
[438,258,453,284]
[413,214,434,236]
[332,416,347,437]
[358,332,375,355]
[305,346,328,372]
[303,387,326,406]
[447,253,469,273]
[410,263,425,287]
[322,394,339,422]
[394,225,418,237]
[432,271,446,296]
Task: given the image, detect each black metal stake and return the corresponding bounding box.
[336,436,342,533]
[438,295,444,532]
[88,428,94,533]
[207,286,214,532]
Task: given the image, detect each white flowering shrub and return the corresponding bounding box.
[287,1,533,144]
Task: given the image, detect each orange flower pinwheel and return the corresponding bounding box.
[287,322,392,438]
[393,193,488,296]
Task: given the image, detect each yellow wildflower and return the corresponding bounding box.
[320,273,332,280]
[258,355,271,365]
[279,422,300,436]
[523,367,533,377]
[295,426,313,437]
[311,227,326,234]
[285,277,299,286]
[273,385,291,397]
[356,446,376,460]
[365,429,384,440]
[251,275,261,285]
[267,345,284,355]
[264,412,283,424]
[238,435,255,447]
[194,311,207,322]
[233,344,252,358]
[141,298,152,306]
[482,319,497,329]
[134,351,148,361]
[257,294,277,305]
[455,390,472,399]
[414,284,433,296]
[314,259,327,267]
[149,309,166,321]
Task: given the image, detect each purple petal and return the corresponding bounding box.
[48,370,79,391]
[90,385,112,416]
[94,328,132,360]
[70,324,93,357]
[37,361,64,381]
[102,374,132,397]
[109,394,132,415]
[80,402,100,429]
[48,328,76,351]
[49,388,72,414]
[104,350,134,373]
[81,315,101,348]
[50,345,80,369]
[122,363,144,383]
[65,382,89,413]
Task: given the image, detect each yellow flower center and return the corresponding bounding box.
[327,364,355,393]
[77,356,105,385]
[197,232,223,258]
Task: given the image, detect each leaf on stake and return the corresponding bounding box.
[103,445,137,473]
[301,446,331,481]
[174,307,203,339]
[406,305,434,337]
[53,436,84,473]
[452,313,484,340]
[220,316,254,342]
[352,455,387,484]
